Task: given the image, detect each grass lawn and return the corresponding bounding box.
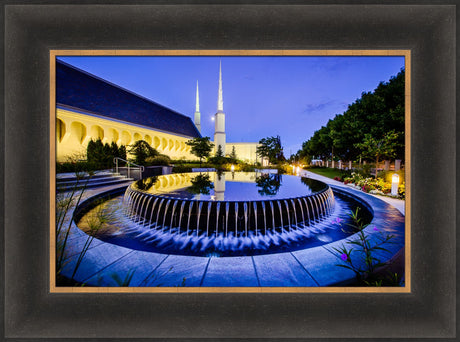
[307,167,345,179]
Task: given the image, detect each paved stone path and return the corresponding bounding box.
[56,173,405,288]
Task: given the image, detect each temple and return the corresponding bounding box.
[55,59,259,163]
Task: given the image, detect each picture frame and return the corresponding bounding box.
[3,2,456,340]
[50,49,410,294]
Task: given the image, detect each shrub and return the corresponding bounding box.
[145,155,171,166]
[239,163,256,172]
[85,138,126,169]
[208,156,229,165]
[340,169,352,179]
[57,161,102,173]
[128,140,159,165]
[360,163,372,177]
[276,164,291,174]
[398,182,405,199]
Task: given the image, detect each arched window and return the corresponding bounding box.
[56,119,66,142]
[153,136,161,149]
[70,121,87,144]
[144,134,152,145]
[133,133,142,142]
[91,125,104,141]
[107,128,119,143]
[121,131,131,145]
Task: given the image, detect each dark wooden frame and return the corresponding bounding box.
[3,2,456,339]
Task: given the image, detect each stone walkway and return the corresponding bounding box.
[56,174,406,289]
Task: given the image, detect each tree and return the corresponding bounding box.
[188,173,214,195]
[256,174,281,196]
[118,145,127,161]
[355,131,402,178]
[209,144,226,165]
[128,140,159,165]
[186,137,214,166]
[229,146,237,160]
[87,138,104,164]
[256,135,285,164]
[215,145,224,158]
[299,69,405,163]
[87,138,126,168]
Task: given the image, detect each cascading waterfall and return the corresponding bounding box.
[225,202,229,237]
[169,200,178,233]
[77,172,374,257]
[196,202,203,235]
[124,188,336,237]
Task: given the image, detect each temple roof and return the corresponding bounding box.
[56,60,201,138]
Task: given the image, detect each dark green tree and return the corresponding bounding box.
[230,146,237,160]
[128,140,159,165]
[355,131,402,178]
[186,137,214,166]
[215,145,224,158]
[256,135,285,164]
[86,138,126,168]
[118,145,127,161]
[299,69,405,163]
[188,174,214,195]
[87,138,105,165]
[255,174,281,196]
[209,144,226,165]
[102,143,112,165]
[110,142,120,158]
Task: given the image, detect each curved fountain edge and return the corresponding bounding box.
[59,182,405,287]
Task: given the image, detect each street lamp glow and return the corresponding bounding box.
[391,173,399,196]
[231,164,235,172]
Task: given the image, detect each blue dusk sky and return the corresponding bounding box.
[58,55,405,156]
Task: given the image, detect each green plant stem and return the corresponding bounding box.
[57,175,91,272]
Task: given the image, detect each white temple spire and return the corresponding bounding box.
[194,80,201,133]
[195,80,200,112]
[217,60,224,112]
[214,60,226,154]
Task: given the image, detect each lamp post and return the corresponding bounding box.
[391,173,399,196]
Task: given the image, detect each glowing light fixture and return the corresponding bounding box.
[231,164,235,172]
[391,173,399,196]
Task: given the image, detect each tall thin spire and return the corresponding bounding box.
[194,80,201,133]
[217,60,224,112]
[214,60,226,155]
[195,80,200,112]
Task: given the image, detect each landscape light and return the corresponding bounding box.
[391,173,399,196]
